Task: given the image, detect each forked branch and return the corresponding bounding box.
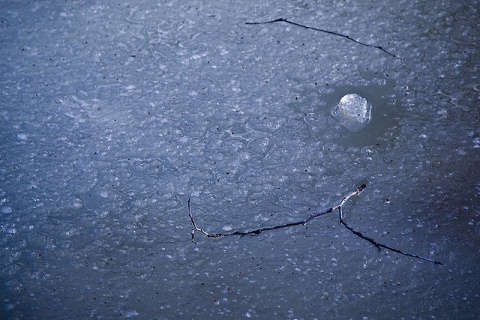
[188,184,443,265]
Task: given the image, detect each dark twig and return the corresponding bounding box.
[246,18,396,58]
[338,207,443,265]
[189,185,365,241]
[188,184,443,265]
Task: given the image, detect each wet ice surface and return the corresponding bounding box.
[1,0,479,319]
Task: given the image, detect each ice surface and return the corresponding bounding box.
[1,0,479,319]
[332,93,372,132]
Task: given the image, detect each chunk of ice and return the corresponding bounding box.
[332,93,372,132]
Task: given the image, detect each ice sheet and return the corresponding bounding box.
[1,1,479,319]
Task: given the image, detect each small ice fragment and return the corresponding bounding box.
[332,93,372,132]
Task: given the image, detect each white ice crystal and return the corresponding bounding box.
[332,93,372,132]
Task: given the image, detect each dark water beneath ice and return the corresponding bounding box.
[1,1,479,319]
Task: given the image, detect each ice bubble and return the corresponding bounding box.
[332,93,372,132]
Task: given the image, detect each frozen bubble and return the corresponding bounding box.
[332,93,372,132]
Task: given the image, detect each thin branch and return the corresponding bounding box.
[189,184,364,241]
[246,18,396,58]
[188,184,443,265]
[338,207,443,265]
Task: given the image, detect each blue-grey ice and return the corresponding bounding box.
[0,1,479,319]
[331,93,372,132]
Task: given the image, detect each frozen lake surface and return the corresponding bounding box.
[1,1,479,319]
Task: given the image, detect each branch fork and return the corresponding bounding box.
[188,184,442,265]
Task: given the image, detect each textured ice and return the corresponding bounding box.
[0,1,479,319]
[332,93,372,132]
